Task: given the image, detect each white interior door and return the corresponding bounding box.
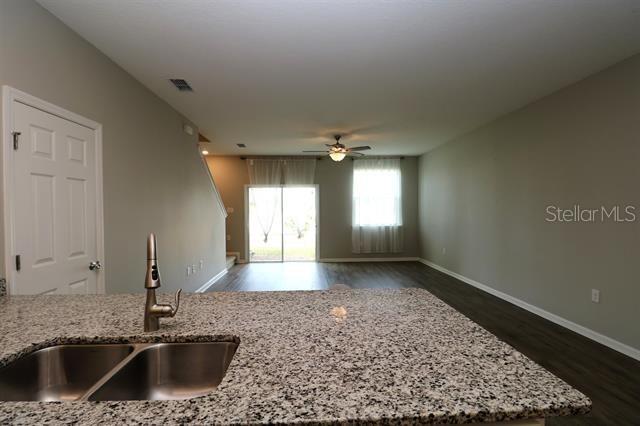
[10,101,100,295]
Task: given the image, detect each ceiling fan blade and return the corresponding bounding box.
[349,146,371,151]
[348,151,366,156]
[303,150,329,153]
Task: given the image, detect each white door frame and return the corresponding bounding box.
[2,86,105,294]
[244,184,320,263]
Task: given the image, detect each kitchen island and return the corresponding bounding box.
[0,288,590,424]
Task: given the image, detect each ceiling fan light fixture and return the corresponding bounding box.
[329,151,346,162]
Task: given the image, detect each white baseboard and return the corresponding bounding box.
[195,267,228,293]
[319,257,420,263]
[418,258,640,361]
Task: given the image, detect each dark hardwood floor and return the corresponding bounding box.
[211,261,640,425]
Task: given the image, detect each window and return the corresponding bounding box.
[352,159,402,226]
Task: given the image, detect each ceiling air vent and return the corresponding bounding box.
[169,79,193,92]
[237,143,246,148]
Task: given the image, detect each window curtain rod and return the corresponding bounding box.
[239,155,405,160]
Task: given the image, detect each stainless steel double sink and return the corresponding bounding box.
[0,342,238,402]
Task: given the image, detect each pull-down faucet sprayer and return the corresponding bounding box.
[144,233,181,332]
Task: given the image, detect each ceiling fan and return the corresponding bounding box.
[303,134,371,162]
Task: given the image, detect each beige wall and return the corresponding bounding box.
[0,0,227,293]
[418,54,640,350]
[207,156,419,261]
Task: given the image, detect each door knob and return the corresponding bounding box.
[89,260,102,271]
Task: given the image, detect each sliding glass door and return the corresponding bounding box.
[247,187,283,261]
[282,187,317,261]
[247,186,317,262]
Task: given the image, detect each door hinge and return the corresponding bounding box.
[15,255,21,271]
[12,131,21,150]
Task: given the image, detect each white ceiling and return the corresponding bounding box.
[39,0,640,156]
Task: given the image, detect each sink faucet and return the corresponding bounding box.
[144,233,181,332]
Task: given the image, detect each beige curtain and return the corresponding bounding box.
[351,158,403,253]
[247,159,282,185]
[352,226,403,254]
[283,159,316,185]
[247,158,316,185]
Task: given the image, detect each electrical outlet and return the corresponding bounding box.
[192,264,197,274]
[186,266,191,276]
[591,289,600,303]
[199,260,204,270]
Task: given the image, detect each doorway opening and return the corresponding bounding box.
[246,185,318,262]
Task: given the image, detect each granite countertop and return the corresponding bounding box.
[0,288,590,424]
